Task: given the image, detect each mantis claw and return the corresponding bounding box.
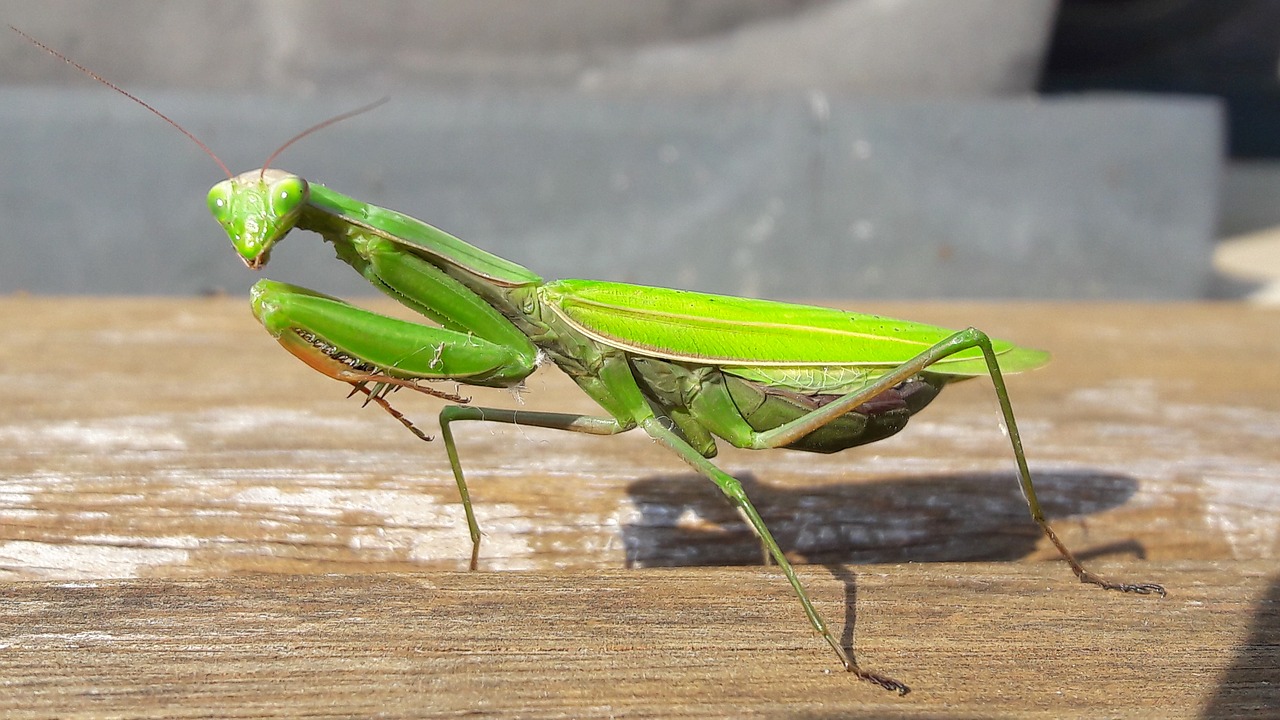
[856,669,911,696]
[350,383,433,443]
[1039,521,1167,598]
[836,652,911,694]
[1086,575,1168,597]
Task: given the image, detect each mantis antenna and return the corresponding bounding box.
[10,24,233,179]
[10,25,388,180]
[259,97,389,178]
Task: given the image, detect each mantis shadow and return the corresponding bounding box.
[622,468,1148,669]
[622,469,1147,569]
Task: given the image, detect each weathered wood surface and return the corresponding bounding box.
[1,298,1278,717]
[0,563,1274,719]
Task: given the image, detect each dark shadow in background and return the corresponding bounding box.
[1202,574,1280,720]
[1042,0,1280,159]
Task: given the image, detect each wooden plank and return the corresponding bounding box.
[1,299,1278,715]
[0,562,1275,718]
[1,299,1277,575]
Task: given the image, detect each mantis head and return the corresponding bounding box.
[204,98,387,269]
[207,170,309,270]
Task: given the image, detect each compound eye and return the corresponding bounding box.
[207,181,234,222]
[269,176,308,216]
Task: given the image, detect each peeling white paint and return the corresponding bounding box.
[1164,403,1280,440]
[0,416,186,452]
[1203,469,1280,558]
[404,529,534,568]
[74,534,204,550]
[1067,378,1161,414]
[186,407,354,435]
[0,488,35,504]
[6,630,173,649]
[231,484,540,564]
[0,540,189,579]
[231,485,456,524]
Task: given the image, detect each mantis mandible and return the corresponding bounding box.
[18,27,1165,695]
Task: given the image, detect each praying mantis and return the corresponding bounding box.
[17,27,1165,695]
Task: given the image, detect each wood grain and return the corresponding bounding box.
[0,563,1275,718]
[1,298,1278,716]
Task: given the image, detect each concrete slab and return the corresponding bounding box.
[0,88,1222,299]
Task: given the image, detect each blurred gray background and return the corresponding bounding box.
[2,0,1276,299]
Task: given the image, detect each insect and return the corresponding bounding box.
[18,27,1164,694]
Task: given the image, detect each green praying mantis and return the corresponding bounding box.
[18,27,1165,695]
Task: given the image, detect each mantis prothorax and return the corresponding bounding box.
[18,27,1165,695]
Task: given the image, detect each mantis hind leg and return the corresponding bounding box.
[639,416,909,694]
[437,405,631,570]
[720,328,1166,597]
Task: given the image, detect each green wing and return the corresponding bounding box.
[540,279,1048,390]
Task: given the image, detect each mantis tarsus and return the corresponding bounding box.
[18,27,1165,695]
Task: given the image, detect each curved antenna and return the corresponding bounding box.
[10,25,233,180]
[260,97,389,178]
